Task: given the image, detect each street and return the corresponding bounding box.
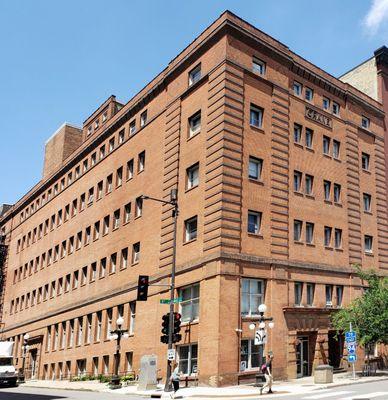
[0,386,145,400]
[273,380,388,399]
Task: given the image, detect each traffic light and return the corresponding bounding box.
[172,312,182,343]
[161,313,170,344]
[137,275,149,301]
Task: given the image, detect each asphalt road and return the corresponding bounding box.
[0,386,145,400]
[271,379,388,399]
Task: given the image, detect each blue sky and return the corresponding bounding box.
[0,0,387,205]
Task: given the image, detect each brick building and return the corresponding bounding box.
[0,11,387,386]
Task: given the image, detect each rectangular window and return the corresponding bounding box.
[83,159,88,173]
[187,163,199,189]
[138,151,145,173]
[132,242,140,264]
[306,222,314,244]
[333,140,340,159]
[185,216,198,242]
[76,231,82,250]
[109,137,115,152]
[129,120,136,135]
[106,309,112,339]
[124,203,131,223]
[73,271,79,289]
[75,166,80,179]
[109,253,117,274]
[293,81,302,96]
[250,104,263,128]
[324,180,331,201]
[334,228,342,249]
[113,209,120,230]
[91,152,97,166]
[135,197,143,218]
[140,110,147,127]
[326,285,333,306]
[72,200,77,217]
[305,174,314,195]
[81,266,88,285]
[294,171,302,192]
[86,315,92,344]
[305,128,313,148]
[294,282,303,306]
[306,283,315,306]
[252,57,265,75]
[100,257,107,278]
[240,339,263,371]
[88,187,94,205]
[106,174,113,193]
[333,183,341,203]
[179,284,200,323]
[97,181,103,200]
[362,152,370,171]
[294,124,302,143]
[332,102,340,115]
[96,312,102,341]
[80,193,86,211]
[129,302,136,335]
[99,145,106,159]
[188,111,201,137]
[116,167,123,187]
[305,87,313,101]
[85,226,91,245]
[363,193,371,212]
[248,211,261,235]
[90,262,97,282]
[323,97,330,110]
[336,285,343,307]
[65,274,71,292]
[364,235,373,253]
[361,116,370,129]
[324,226,332,247]
[241,278,264,317]
[188,64,201,86]
[178,343,198,376]
[294,220,302,241]
[323,135,330,155]
[126,159,134,180]
[248,157,263,180]
[103,216,110,235]
[121,248,128,270]
[119,129,125,144]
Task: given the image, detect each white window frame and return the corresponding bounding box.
[252,57,266,75]
[241,278,264,317]
[188,64,201,86]
[185,216,198,242]
[178,343,198,376]
[247,211,261,235]
[179,283,200,323]
[188,111,201,137]
[250,104,263,128]
[187,163,199,189]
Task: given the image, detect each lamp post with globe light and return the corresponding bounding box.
[19,333,30,383]
[249,304,274,363]
[108,316,129,388]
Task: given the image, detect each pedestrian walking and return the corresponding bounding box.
[260,354,274,395]
[170,362,180,398]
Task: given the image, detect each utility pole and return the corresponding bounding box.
[141,189,178,392]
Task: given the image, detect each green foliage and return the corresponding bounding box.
[120,373,135,382]
[98,374,111,383]
[331,265,388,346]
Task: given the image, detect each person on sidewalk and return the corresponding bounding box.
[170,362,180,398]
[260,354,274,395]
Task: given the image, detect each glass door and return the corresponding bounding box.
[296,336,309,378]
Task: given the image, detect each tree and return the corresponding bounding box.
[331,267,388,350]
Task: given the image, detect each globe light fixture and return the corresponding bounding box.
[116,316,124,327]
[249,323,256,330]
[24,333,30,341]
[258,303,267,314]
[268,321,275,329]
[259,321,266,329]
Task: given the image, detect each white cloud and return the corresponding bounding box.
[363,0,388,35]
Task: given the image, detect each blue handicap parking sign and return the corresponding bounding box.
[345,331,356,342]
[347,343,356,354]
[348,354,357,363]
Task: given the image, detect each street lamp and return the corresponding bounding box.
[249,303,274,357]
[108,317,129,388]
[141,189,178,392]
[19,333,30,383]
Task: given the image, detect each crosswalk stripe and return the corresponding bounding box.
[303,391,354,399]
[339,392,388,400]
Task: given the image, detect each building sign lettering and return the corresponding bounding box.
[305,106,332,128]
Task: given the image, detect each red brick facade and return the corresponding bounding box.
[0,12,387,386]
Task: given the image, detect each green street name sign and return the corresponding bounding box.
[160,297,182,304]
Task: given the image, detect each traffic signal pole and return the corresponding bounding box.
[164,195,178,391]
[140,190,178,392]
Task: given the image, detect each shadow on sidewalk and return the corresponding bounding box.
[0,390,66,400]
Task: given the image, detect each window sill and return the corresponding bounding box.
[187,131,201,141]
[123,221,130,226]
[305,194,315,200]
[137,169,145,175]
[249,124,265,134]
[324,246,333,251]
[306,146,314,153]
[364,211,373,215]
[324,200,333,205]
[183,238,197,245]
[293,142,303,149]
[334,248,344,252]
[131,262,139,266]
[334,202,343,207]
[294,191,303,197]
[365,251,374,257]
[362,169,371,174]
[333,157,341,163]
[323,153,332,159]
[294,240,304,245]
[248,178,264,186]
[247,233,264,239]
[306,243,315,247]
[185,185,198,193]
[89,279,95,284]
[181,319,199,327]
[134,215,142,220]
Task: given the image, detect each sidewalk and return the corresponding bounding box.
[21,371,388,398]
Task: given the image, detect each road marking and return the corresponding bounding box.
[303,391,354,399]
[339,392,388,399]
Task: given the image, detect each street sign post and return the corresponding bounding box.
[167,349,176,361]
[160,297,182,305]
[345,331,356,343]
[348,354,357,363]
[346,324,357,380]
